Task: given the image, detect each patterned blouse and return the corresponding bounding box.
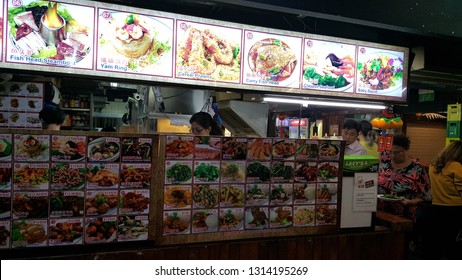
[377,157,431,220]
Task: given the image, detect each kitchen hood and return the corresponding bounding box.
[218,100,268,137]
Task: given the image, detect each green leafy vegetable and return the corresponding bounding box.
[166,163,192,182]
[194,163,220,181]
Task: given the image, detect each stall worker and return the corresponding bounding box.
[189,112,223,136]
[39,107,65,131]
[359,120,380,158]
[342,119,367,155]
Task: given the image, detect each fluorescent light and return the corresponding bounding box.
[263,97,387,110]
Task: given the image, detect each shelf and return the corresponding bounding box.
[62,108,90,112]
[93,112,124,118]
[61,126,90,130]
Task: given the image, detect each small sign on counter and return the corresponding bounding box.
[353,172,378,212]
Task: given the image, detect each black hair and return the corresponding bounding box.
[359,120,373,136]
[343,119,360,133]
[39,107,65,128]
[101,126,116,132]
[189,112,223,136]
[44,82,55,103]
[392,134,411,150]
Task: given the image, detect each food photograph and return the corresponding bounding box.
[295,139,318,161]
[244,206,268,230]
[85,190,118,216]
[192,209,218,233]
[218,208,244,232]
[12,191,49,219]
[0,134,13,162]
[294,161,318,183]
[51,135,86,162]
[50,191,84,218]
[86,163,120,189]
[162,210,191,235]
[165,160,193,184]
[84,217,117,244]
[302,39,356,92]
[164,185,192,209]
[269,206,293,228]
[119,163,151,188]
[0,193,12,220]
[315,205,337,226]
[221,137,247,160]
[270,183,293,206]
[246,161,271,183]
[356,46,405,97]
[219,184,245,207]
[14,134,49,161]
[11,219,48,248]
[192,184,219,209]
[220,161,245,183]
[270,161,294,183]
[318,141,341,159]
[293,205,316,227]
[117,215,149,241]
[48,218,83,246]
[119,189,150,215]
[50,163,86,190]
[245,184,270,206]
[0,163,12,190]
[247,138,272,161]
[175,20,242,83]
[165,136,194,159]
[13,162,49,190]
[193,136,221,160]
[243,31,302,88]
[272,139,297,160]
[0,221,11,249]
[87,137,120,162]
[293,183,316,205]
[316,183,338,204]
[193,161,220,184]
[97,9,173,75]
[121,137,152,162]
[317,162,339,182]
[6,0,94,69]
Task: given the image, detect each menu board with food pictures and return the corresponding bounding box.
[175,20,242,83]
[6,0,94,69]
[0,82,43,129]
[121,137,152,162]
[242,30,302,88]
[12,191,49,219]
[97,8,174,76]
[14,134,49,161]
[117,215,149,241]
[11,219,48,248]
[86,163,120,189]
[87,136,120,162]
[165,135,194,159]
[51,135,86,162]
[50,190,84,218]
[13,162,49,190]
[193,136,221,160]
[302,39,356,92]
[120,163,151,188]
[0,221,11,249]
[355,46,405,98]
[84,216,117,244]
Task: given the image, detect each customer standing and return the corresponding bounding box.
[429,141,462,259]
[342,119,367,155]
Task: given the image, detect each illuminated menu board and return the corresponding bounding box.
[5,0,95,69]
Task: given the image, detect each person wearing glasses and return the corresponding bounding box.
[377,134,431,256]
[428,141,462,259]
[189,112,223,136]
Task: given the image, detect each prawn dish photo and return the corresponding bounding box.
[165,137,194,159]
[13,164,49,190]
[176,22,241,82]
[120,164,151,188]
[248,38,297,82]
[51,163,85,190]
[86,164,119,188]
[51,136,86,162]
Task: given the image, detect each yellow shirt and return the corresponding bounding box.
[360,140,380,158]
[429,161,462,206]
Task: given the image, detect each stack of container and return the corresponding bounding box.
[446,104,462,146]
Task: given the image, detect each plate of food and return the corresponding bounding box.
[248,38,297,82]
[272,140,297,159]
[87,138,120,162]
[319,142,340,158]
[377,194,402,201]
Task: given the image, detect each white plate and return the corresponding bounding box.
[87,138,120,162]
[377,194,402,202]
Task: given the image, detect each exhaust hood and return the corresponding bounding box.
[218,100,268,137]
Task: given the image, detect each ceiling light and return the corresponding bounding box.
[263,97,387,110]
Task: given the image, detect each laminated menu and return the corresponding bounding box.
[0,134,13,162]
[220,184,245,207]
[165,160,193,184]
[12,191,49,219]
[193,136,221,160]
[84,216,117,244]
[293,183,316,205]
[316,183,338,204]
[269,206,293,228]
[293,205,315,227]
[192,209,218,234]
[218,208,244,232]
[272,139,296,160]
[119,189,150,215]
[50,191,84,218]
[270,161,294,183]
[11,219,48,248]
[14,134,50,162]
[85,190,119,216]
[245,184,270,206]
[246,161,271,183]
[162,210,191,235]
[193,160,220,184]
[120,163,151,188]
[318,140,341,160]
[87,137,120,162]
[118,215,149,241]
[0,220,11,249]
[0,163,12,190]
[315,204,337,225]
[192,184,219,209]
[222,137,247,160]
[245,206,269,230]
[164,185,192,210]
[51,135,86,162]
[220,161,246,183]
[48,218,83,246]
[294,161,317,183]
[50,163,86,190]
[295,139,318,161]
[270,183,293,206]
[121,137,152,162]
[13,162,49,190]
[317,162,339,182]
[247,138,272,161]
[86,163,120,189]
[165,136,194,159]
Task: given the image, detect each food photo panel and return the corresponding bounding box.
[272,138,297,160]
[244,206,269,230]
[318,140,341,160]
[218,208,244,232]
[50,163,86,190]
[245,183,270,206]
[50,190,84,218]
[87,136,120,162]
[246,161,271,183]
[192,209,218,234]
[293,205,316,227]
[220,161,246,183]
[121,137,152,162]
[0,163,12,191]
[13,162,49,191]
[97,8,174,76]
[270,183,293,206]
[355,46,405,99]
[165,135,194,160]
[220,184,245,207]
[247,138,272,161]
[270,161,294,183]
[295,139,318,161]
[48,218,83,246]
[222,137,247,160]
[119,189,150,215]
[301,39,356,92]
[293,183,316,205]
[0,134,13,162]
[175,20,242,83]
[14,134,50,162]
[119,163,151,188]
[51,135,86,162]
[84,216,118,244]
[117,215,149,242]
[269,206,293,228]
[193,160,220,184]
[11,219,48,248]
[192,184,219,209]
[0,192,12,220]
[0,221,11,249]
[317,162,339,183]
[6,0,95,70]
[85,190,119,217]
[164,185,192,210]
[162,210,191,235]
[86,163,120,189]
[193,136,221,160]
[242,30,302,88]
[165,160,193,184]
